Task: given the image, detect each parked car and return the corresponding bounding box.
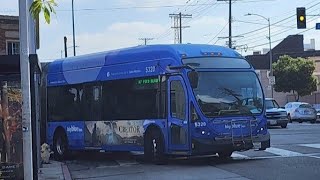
[265,98,288,128]
[316,109,320,120]
[312,104,320,120]
[284,102,317,123]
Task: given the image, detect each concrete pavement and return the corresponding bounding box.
[38,161,72,180]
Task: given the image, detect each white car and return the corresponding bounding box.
[284,102,317,123]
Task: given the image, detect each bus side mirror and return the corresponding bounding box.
[188,71,198,89]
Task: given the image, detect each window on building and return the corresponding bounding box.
[7,41,20,55]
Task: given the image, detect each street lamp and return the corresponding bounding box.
[72,0,76,56]
[61,46,79,58]
[245,13,273,98]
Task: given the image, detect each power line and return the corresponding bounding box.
[153,0,197,40]
[234,1,320,39]
[234,19,295,28]
[207,22,229,44]
[247,27,315,49]
[55,0,275,12]
[154,0,274,42]
[238,10,320,46]
[170,13,192,43]
[139,38,154,45]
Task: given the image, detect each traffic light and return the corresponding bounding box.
[296,7,306,29]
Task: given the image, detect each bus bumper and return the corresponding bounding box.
[191,132,270,155]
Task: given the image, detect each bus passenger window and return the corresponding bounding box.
[170,81,186,120]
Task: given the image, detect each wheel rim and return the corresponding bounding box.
[152,138,157,157]
[56,137,65,155]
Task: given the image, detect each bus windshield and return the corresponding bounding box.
[191,71,264,117]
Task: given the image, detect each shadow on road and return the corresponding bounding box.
[62,150,262,168]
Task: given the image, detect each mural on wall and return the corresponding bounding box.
[84,120,146,147]
[0,81,23,179]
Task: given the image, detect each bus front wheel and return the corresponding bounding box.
[144,129,166,164]
[53,130,68,161]
[218,150,233,159]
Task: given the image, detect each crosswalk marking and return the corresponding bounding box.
[262,147,303,157]
[299,143,320,149]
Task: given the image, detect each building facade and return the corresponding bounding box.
[0,15,19,55]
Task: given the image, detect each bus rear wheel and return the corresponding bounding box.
[53,131,68,161]
[144,129,166,164]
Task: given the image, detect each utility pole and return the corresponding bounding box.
[228,0,232,48]
[179,12,182,44]
[169,13,192,44]
[72,0,76,56]
[64,36,68,58]
[19,0,33,179]
[139,38,154,45]
[217,0,233,48]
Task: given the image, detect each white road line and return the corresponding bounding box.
[116,159,139,166]
[231,153,250,159]
[264,147,303,157]
[309,156,320,159]
[299,144,320,149]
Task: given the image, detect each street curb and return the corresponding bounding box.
[61,163,72,180]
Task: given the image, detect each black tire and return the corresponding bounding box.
[144,129,166,164]
[53,130,68,161]
[288,115,292,123]
[281,124,287,128]
[218,150,233,159]
[299,119,303,123]
[311,119,316,124]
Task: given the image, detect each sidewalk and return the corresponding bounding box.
[38,161,72,180]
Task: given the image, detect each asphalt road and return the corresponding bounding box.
[65,122,320,180]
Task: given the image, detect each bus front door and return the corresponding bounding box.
[167,76,190,153]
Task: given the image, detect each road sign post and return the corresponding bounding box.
[269,76,275,85]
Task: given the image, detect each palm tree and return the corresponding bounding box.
[29,0,57,24]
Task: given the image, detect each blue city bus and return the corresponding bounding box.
[44,44,270,163]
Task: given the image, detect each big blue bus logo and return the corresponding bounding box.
[67,125,83,133]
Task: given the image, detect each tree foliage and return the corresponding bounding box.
[273,55,318,101]
[29,0,57,24]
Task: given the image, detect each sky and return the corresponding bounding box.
[1,0,320,62]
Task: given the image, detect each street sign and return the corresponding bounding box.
[269,76,275,85]
[316,23,320,30]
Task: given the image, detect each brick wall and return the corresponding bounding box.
[0,15,19,55]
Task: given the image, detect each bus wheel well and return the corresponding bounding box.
[54,126,66,138]
[144,125,162,138]
[53,126,69,161]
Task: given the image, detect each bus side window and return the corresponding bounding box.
[82,85,101,121]
[170,81,186,120]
